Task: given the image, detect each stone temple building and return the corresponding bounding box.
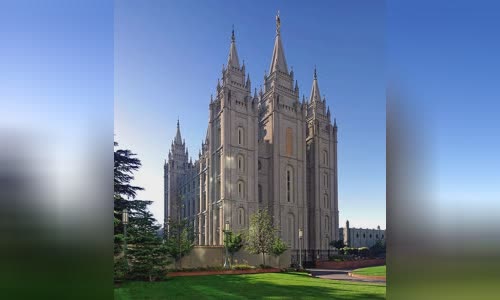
[339,220,386,248]
[164,14,339,250]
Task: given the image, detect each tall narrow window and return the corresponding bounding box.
[258,184,263,203]
[286,168,293,203]
[238,127,244,146]
[237,155,244,172]
[238,181,244,199]
[238,208,245,226]
[324,194,328,208]
[286,127,293,155]
[323,150,328,166]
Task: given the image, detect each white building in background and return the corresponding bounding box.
[164,13,339,250]
[339,220,386,248]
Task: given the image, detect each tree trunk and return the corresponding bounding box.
[262,253,266,266]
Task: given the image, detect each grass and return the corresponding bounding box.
[352,265,386,277]
[114,272,385,299]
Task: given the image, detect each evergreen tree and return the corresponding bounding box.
[245,209,276,266]
[114,141,169,281]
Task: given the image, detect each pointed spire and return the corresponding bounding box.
[334,118,337,128]
[227,26,240,69]
[246,73,251,90]
[175,118,182,144]
[309,66,321,102]
[269,11,288,74]
[254,88,258,99]
[294,80,298,91]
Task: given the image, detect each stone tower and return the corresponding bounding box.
[198,29,259,246]
[306,68,339,249]
[258,13,309,250]
[164,120,189,227]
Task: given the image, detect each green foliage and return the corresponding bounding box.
[231,264,255,270]
[330,239,345,249]
[164,218,195,268]
[358,247,369,257]
[114,141,169,281]
[126,206,169,281]
[271,237,288,257]
[369,240,386,257]
[245,209,277,265]
[115,273,387,299]
[225,232,244,264]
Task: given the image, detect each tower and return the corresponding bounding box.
[164,119,189,228]
[306,67,339,249]
[258,12,308,250]
[201,28,259,246]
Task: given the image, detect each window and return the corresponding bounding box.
[237,154,244,172]
[258,184,263,203]
[363,233,366,238]
[370,234,372,238]
[376,234,379,239]
[238,208,245,226]
[287,213,295,248]
[238,127,244,146]
[382,234,384,239]
[323,150,328,166]
[324,194,328,208]
[286,167,293,203]
[325,216,329,231]
[323,173,328,187]
[286,127,293,156]
[356,233,359,238]
[258,160,262,170]
[238,181,245,199]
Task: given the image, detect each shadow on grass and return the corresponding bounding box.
[115,273,386,300]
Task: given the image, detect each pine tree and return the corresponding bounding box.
[114,141,169,281]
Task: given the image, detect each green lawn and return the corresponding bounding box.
[114,272,385,299]
[352,265,386,277]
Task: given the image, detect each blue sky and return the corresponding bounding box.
[388,1,500,226]
[115,0,386,229]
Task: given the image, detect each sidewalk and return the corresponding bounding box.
[307,268,386,285]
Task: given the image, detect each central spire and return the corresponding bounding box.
[269,11,288,74]
[227,25,240,69]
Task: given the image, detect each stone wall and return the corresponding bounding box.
[169,246,292,269]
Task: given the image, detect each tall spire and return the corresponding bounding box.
[269,11,288,74]
[309,66,321,102]
[227,25,240,69]
[174,118,182,144]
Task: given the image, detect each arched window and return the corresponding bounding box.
[323,173,328,187]
[323,150,328,166]
[287,213,295,248]
[356,233,359,238]
[324,194,328,208]
[238,127,244,146]
[238,207,245,226]
[237,154,244,172]
[363,233,366,238]
[286,166,294,203]
[376,234,379,239]
[258,184,263,203]
[370,234,372,238]
[286,127,293,156]
[237,180,245,199]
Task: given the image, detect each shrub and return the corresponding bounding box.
[231,264,255,270]
[358,247,369,257]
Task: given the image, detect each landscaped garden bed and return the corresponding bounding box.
[168,267,282,277]
[316,258,385,269]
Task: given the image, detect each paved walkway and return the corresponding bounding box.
[307,268,386,285]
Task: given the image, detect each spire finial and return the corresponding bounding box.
[231,24,235,42]
[177,117,179,128]
[276,10,281,34]
[314,65,317,79]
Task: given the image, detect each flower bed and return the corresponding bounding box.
[167,268,282,277]
[348,272,386,281]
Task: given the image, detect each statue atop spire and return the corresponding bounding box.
[269,12,288,74]
[227,25,240,69]
[276,10,281,35]
[310,67,321,102]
